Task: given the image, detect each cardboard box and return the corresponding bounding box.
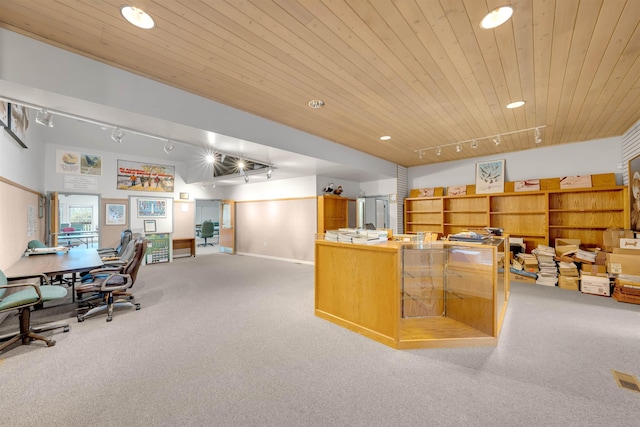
[558,276,580,291]
[580,274,611,296]
[619,238,640,250]
[606,253,640,276]
[581,264,607,275]
[510,272,536,284]
[603,229,634,252]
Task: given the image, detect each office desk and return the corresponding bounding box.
[5,248,103,302]
[173,238,196,258]
[56,231,99,248]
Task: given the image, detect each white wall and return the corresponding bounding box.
[408,137,624,189]
[0,111,45,191]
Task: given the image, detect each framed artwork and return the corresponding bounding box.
[179,192,189,200]
[143,220,157,233]
[447,185,467,196]
[417,187,435,197]
[137,198,167,218]
[0,101,8,127]
[6,103,29,148]
[629,154,640,232]
[475,159,505,194]
[514,179,540,192]
[560,175,592,189]
[106,203,127,225]
[117,159,175,192]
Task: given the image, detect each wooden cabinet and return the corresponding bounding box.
[317,195,348,233]
[315,238,509,349]
[404,174,629,251]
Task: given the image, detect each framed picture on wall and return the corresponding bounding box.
[143,219,157,233]
[475,159,505,194]
[629,154,640,232]
[137,198,167,217]
[0,101,8,127]
[7,103,29,148]
[106,203,127,225]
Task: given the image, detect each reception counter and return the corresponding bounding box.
[314,238,509,349]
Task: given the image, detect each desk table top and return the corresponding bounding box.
[5,248,103,280]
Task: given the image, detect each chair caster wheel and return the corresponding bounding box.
[77,316,84,322]
[46,340,56,347]
[63,326,70,333]
[135,303,141,310]
[107,316,112,322]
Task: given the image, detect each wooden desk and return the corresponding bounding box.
[172,238,196,258]
[5,248,103,302]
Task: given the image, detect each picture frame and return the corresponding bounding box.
[117,159,175,192]
[179,192,189,200]
[6,103,29,148]
[629,154,640,232]
[137,198,167,218]
[514,179,540,192]
[0,101,8,128]
[475,159,505,194]
[106,203,127,225]
[560,175,592,190]
[143,219,157,233]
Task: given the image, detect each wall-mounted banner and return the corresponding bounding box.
[117,159,174,193]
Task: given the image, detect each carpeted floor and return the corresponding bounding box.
[1,253,639,426]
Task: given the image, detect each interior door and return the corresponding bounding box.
[219,200,235,254]
[48,191,59,246]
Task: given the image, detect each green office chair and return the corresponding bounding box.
[198,220,215,247]
[0,270,70,354]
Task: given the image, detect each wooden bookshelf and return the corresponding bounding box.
[317,194,348,233]
[404,173,629,251]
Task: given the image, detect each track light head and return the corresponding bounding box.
[244,175,249,183]
[266,168,273,179]
[35,109,53,127]
[471,140,478,149]
[163,141,175,154]
[436,147,442,156]
[111,127,125,143]
[535,127,542,144]
[456,143,462,153]
[493,135,501,145]
[418,150,424,159]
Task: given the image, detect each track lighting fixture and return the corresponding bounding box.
[163,140,175,154]
[414,125,546,158]
[35,109,53,127]
[244,175,250,183]
[266,168,273,179]
[111,127,124,143]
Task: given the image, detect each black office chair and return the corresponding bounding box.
[198,220,215,247]
[97,229,132,258]
[0,270,70,354]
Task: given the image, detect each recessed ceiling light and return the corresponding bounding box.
[308,99,325,109]
[380,135,391,141]
[506,100,525,109]
[120,6,155,29]
[480,6,513,29]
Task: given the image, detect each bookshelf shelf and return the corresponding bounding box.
[403,173,629,250]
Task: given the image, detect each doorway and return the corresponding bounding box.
[54,193,101,249]
[356,196,389,229]
[195,199,221,254]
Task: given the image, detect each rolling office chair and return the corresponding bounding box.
[198,220,215,247]
[75,238,146,322]
[0,270,69,354]
[96,229,132,258]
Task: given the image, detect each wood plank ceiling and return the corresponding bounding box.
[1,0,639,167]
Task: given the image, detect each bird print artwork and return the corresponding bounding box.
[476,160,505,194]
[81,154,102,175]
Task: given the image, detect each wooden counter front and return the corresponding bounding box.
[314,239,508,350]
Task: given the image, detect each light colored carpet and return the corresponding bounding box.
[1,253,639,426]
